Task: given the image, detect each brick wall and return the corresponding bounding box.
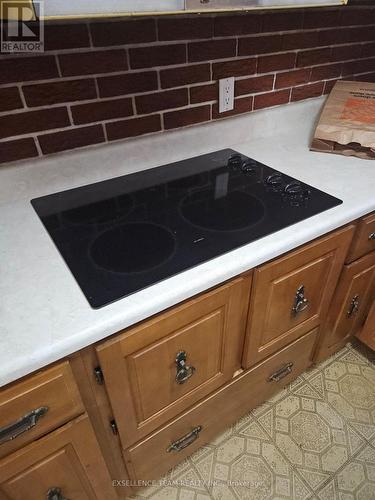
[0,6,375,166]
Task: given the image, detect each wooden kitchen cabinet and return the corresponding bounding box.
[0,414,116,500]
[242,225,355,369]
[0,361,84,459]
[357,301,375,351]
[125,328,318,481]
[315,251,375,361]
[96,276,251,448]
[345,212,375,263]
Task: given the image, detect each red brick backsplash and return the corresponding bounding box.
[0,5,375,165]
[38,125,105,154]
[0,87,23,112]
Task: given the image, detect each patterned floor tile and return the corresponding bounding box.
[254,379,366,492]
[192,415,313,500]
[315,444,375,500]
[306,345,375,442]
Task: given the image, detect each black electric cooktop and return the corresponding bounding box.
[31,149,342,308]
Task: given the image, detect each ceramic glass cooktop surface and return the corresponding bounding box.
[31,149,342,308]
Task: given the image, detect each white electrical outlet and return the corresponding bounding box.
[219,77,234,113]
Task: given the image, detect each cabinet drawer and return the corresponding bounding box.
[0,361,84,459]
[97,276,251,447]
[346,212,375,263]
[125,328,318,481]
[0,414,116,500]
[242,225,355,368]
[325,251,375,349]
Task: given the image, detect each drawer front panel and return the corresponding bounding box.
[328,251,375,348]
[346,212,375,263]
[126,328,318,481]
[97,276,251,447]
[0,361,84,459]
[0,415,116,500]
[243,225,355,369]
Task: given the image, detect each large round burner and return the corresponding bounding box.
[90,222,176,273]
[180,190,265,232]
[63,194,133,225]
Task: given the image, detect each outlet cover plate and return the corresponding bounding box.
[219,77,234,113]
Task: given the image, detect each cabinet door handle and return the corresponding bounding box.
[292,285,310,316]
[0,406,48,445]
[175,351,196,384]
[46,487,69,500]
[268,362,294,382]
[347,294,360,317]
[167,426,202,453]
[369,232,375,240]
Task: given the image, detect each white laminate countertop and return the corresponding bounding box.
[1,97,375,388]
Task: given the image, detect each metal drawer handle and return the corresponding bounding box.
[167,426,202,453]
[0,406,48,445]
[268,362,294,383]
[369,232,375,240]
[292,285,310,316]
[347,294,360,317]
[47,487,69,500]
[175,351,196,385]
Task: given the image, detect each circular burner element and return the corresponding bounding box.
[180,190,265,232]
[90,222,176,273]
[63,194,133,225]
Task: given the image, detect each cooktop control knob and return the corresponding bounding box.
[241,159,256,173]
[284,181,303,195]
[266,173,283,186]
[283,181,311,206]
[227,154,242,169]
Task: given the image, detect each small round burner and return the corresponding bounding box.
[180,190,265,232]
[63,194,133,225]
[90,222,176,273]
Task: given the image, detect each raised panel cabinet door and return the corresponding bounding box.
[357,301,375,351]
[96,276,251,447]
[346,211,375,263]
[242,225,355,369]
[322,250,375,350]
[0,414,117,500]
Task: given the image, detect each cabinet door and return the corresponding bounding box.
[357,301,375,351]
[322,251,375,352]
[0,415,116,500]
[346,212,375,263]
[96,276,251,447]
[242,225,355,369]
